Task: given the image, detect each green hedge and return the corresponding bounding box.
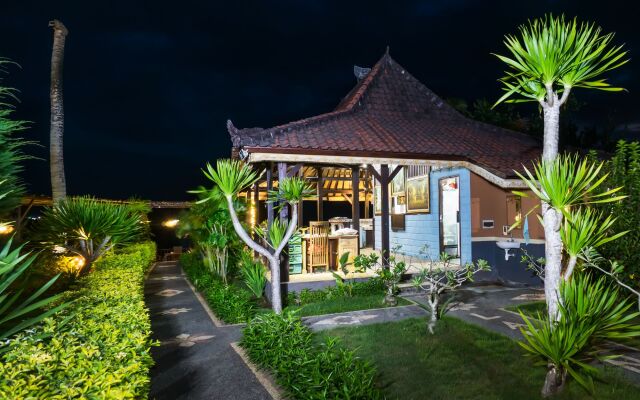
[180,252,256,323]
[0,241,157,399]
[290,278,385,306]
[241,312,382,399]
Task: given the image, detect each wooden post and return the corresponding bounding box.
[364,169,370,219]
[380,164,390,264]
[298,167,304,227]
[351,166,360,232]
[253,181,260,229]
[278,162,288,221]
[266,163,274,230]
[277,162,289,301]
[316,166,324,221]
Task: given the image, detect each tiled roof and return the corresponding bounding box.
[228,52,541,179]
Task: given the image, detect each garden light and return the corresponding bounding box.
[162,219,179,228]
[0,224,14,235]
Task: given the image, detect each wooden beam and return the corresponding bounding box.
[367,165,382,182]
[352,166,360,233]
[287,163,302,178]
[341,193,353,205]
[389,165,403,182]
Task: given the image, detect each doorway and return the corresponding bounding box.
[439,176,460,261]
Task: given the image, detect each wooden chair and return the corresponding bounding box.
[307,221,330,273]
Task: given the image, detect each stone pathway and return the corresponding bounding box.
[406,286,640,385]
[145,261,277,400]
[303,304,427,331]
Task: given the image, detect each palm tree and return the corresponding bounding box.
[494,15,628,324]
[49,20,68,203]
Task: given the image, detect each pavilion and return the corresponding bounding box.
[229,51,545,289]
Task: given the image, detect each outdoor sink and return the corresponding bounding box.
[496,240,521,261]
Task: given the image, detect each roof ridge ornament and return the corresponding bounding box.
[353,65,371,81]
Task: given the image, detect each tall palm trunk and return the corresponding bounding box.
[49,20,68,203]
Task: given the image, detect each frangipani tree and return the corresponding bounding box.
[494,15,628,324]
[202,159,313,314]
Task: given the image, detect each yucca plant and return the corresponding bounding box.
[0,237,66,343]
[560,208,627,280]
[201,159,313,314]
[514,154,625,318]
[519,273,640,396]
[34,197,144,275]
[495,20,628,379]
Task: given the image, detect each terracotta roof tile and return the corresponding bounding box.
[228,53,541,179]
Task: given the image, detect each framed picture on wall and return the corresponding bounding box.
[406,175,430,213]
[392,167,405,195]
[374,185,382,215]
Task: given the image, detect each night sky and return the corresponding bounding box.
[1,1,638,201]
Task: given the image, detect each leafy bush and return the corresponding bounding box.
[241,312,382,399]
[519,273,640,393]
[0,241,157,399]
[239,250,267,298]
[590,140,640,285]
[181,252,256,323]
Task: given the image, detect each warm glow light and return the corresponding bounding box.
[249,197,256,228]
[162,219,180,228]
[72,256,86,269]
[0,224,14,235]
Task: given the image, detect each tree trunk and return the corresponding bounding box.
[542,103,563,322]
[270,258,282,313]
[541,364,566,397]
[49,20,68,203]
[427,295,439,334]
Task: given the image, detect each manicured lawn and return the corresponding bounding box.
[317,317,640,400]
[286,294,411,317]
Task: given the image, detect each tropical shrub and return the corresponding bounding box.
[181,252,256,323]
[590,141,640,285]
[0,237,66,342]
[353,251,408,306]
[0,241,157,399]
[178,186,246,283]
[519,273,640,394]
[241,312,382,399]
[0,60,30,220]
[34,197,145,275]
[239,250,267,298]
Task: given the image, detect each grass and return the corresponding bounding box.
[317,317,640,400]
[286,294,411,317]
[506,301,546,317]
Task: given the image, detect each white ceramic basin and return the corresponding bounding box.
[496,240,520,250]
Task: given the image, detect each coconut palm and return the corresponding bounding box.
[494,15,628,328]
[49,20,68,203]
[35,197,144,275]
[200,159,313,313]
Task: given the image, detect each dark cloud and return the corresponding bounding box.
[0,0,638,200]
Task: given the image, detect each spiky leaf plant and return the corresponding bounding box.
[35,197,144,275]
